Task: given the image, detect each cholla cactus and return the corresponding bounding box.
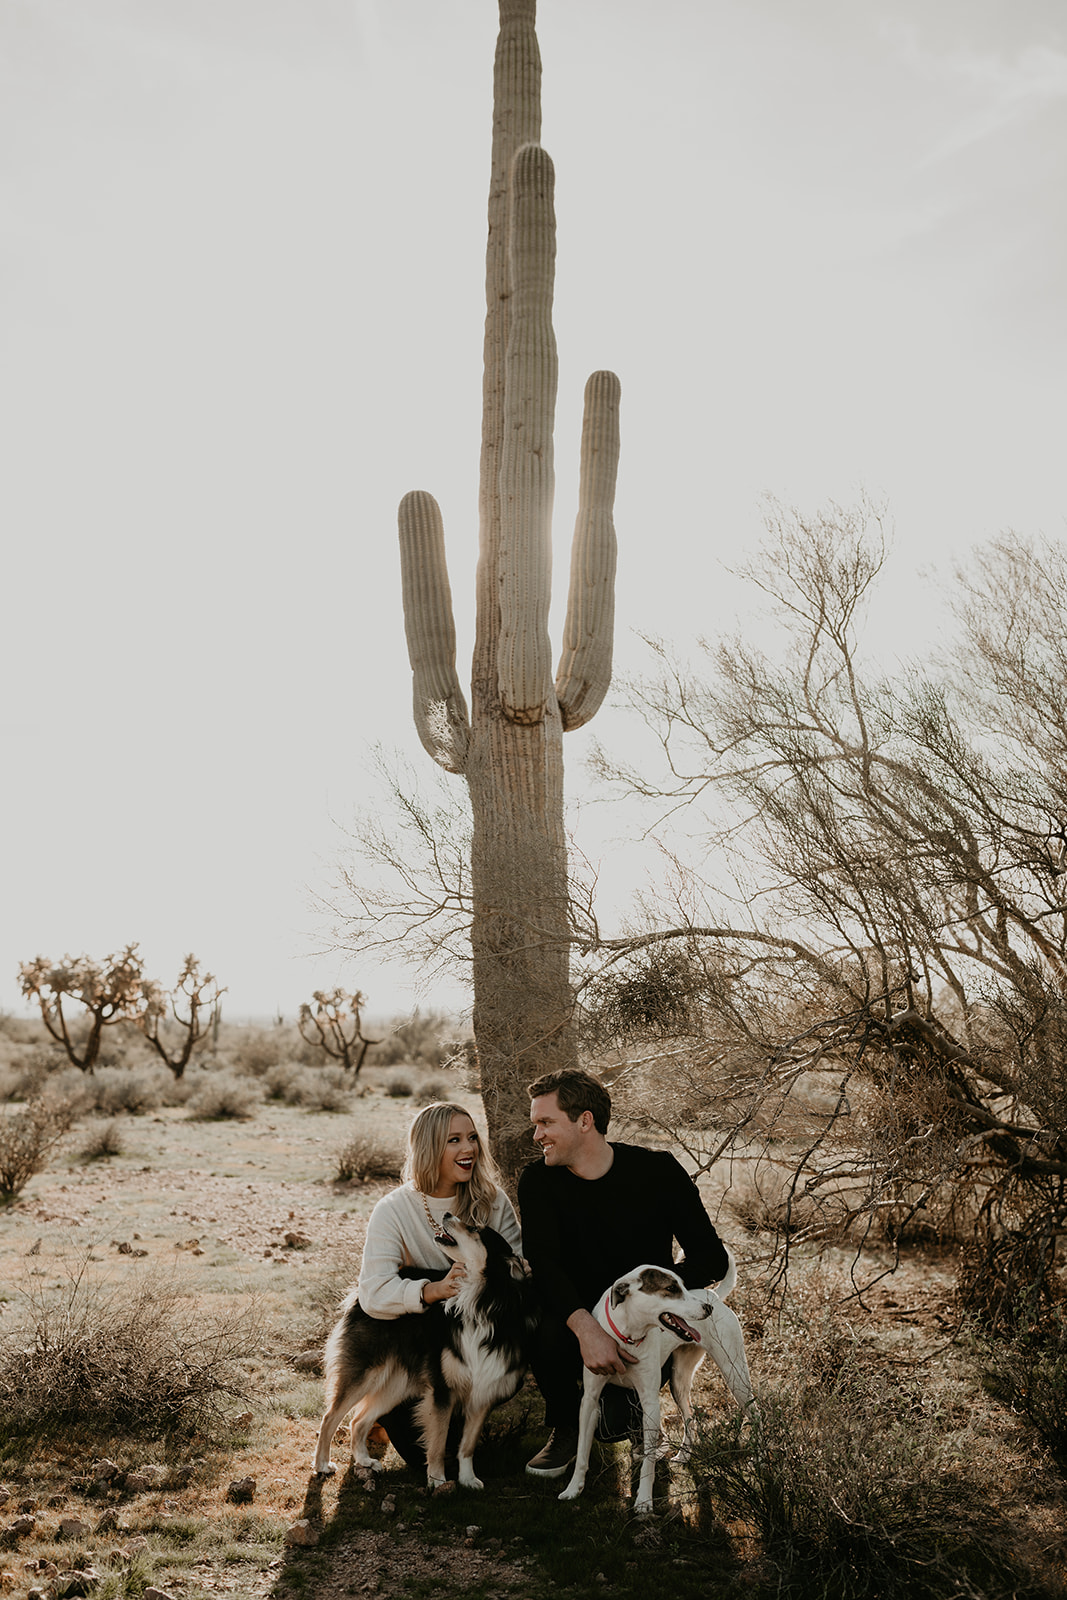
[140,955,225,1080]
[298,988,380,1075]
[18,945,145,1074]
[397,0,621,1182]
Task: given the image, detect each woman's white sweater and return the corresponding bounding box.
[355,1182,522,1319]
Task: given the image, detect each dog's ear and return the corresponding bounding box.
[610,1280,630,1309]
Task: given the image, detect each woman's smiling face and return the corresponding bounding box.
[434,1112,480,1194]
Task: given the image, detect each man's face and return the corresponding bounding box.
[530,1092,586,1167]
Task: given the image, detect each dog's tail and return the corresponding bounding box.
[715,1247,738,1301]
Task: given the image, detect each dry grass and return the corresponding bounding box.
[0,1260,260,1439]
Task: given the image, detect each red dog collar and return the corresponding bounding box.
[602,1290,645,1346]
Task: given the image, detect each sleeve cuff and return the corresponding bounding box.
[403,1279,427,1313]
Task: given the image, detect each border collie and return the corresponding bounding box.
[313,1213,538,1489]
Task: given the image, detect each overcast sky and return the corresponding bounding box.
[2,0,1064,1024]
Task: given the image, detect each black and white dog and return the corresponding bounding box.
[313,1214,538,1490]
[559,1253,755,1514]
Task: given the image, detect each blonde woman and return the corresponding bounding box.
[354,1102,521,1467]
[357,1102,521,1317]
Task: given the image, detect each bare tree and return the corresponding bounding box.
[18,946,145,1075]
[140,956,225,1081]
[297,989,380,1076]
[590,502,1067,1313]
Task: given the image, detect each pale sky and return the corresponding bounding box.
[2,0,1064,1023]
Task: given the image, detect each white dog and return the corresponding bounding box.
[559,1252,755,1514]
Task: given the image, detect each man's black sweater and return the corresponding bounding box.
[517,1143,729,1322]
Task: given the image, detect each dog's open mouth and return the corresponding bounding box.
[434,1227,457,1248]
[659,1312,700,1343]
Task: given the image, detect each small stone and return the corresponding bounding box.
[143,1588,178,1600]
[234,1412,254,1430]
[169,1464,196,1488]
[8,1516,35,1537]
[18,1498,38,1513]
[95,1508,119,1533]
[59,1518,91,1539]
[292,1349,322,1373]
[47,1493,66,1507]
[0,1488,8,1505]
[380,1494,396,1516]
[284,1231,312,1249]
[284,1519,319,1548]
[466,1524,481,1538]
[126,1536,149,1553]
[226,1476,256,1504]
[91,1459,121,1482]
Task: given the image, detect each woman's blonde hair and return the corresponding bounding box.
[403,1102,502,1226]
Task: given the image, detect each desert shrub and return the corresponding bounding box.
[263,1061,305,1102]
[0,1046,64,1103]
[980,1307,1067,1466]
[333,1130,403,1184]
[186,1072,261,1121]
[222,1024,297,1077]
[297,1066,356,1114]
[85,1063,171,1117]
[0,1097,75,1200]
[0,1267,258,1437]
[383,1071,415,1099]
[368,1010,468,1070]
[689,1347,1028,1600]
[79,1119,125,1162]
[414,1074,456,1105]
[0,1012,45,1045]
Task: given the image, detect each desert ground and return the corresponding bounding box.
[1,1025,1065,1600]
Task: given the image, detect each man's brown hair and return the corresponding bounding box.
[527,1069,612,1135]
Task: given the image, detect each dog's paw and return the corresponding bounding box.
[557,1485,581,1502]
[354,1456,384,1473]
[458,1471,484,1491]
[633,1499,654,1517]
[671,1446,691,1466]
[312,1462,337,1477]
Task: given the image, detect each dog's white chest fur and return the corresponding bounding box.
[442,1312,520,1407]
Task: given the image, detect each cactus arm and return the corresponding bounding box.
[398,489,471,774]
[497,142,557,726]
[555,369,621,731]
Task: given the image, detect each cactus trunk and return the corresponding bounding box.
[398,0,620,1189]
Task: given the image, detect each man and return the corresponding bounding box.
[518,1068,730,1478]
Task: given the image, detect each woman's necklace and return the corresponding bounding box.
[419,1191,452,1232]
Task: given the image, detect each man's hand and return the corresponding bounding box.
[567,1308,638,1376]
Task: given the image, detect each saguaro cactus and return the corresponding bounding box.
[398,0,620,1185]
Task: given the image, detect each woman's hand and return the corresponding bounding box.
[422,1262,467,1305]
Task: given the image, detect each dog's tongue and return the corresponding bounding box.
[660,1312,700,1343]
